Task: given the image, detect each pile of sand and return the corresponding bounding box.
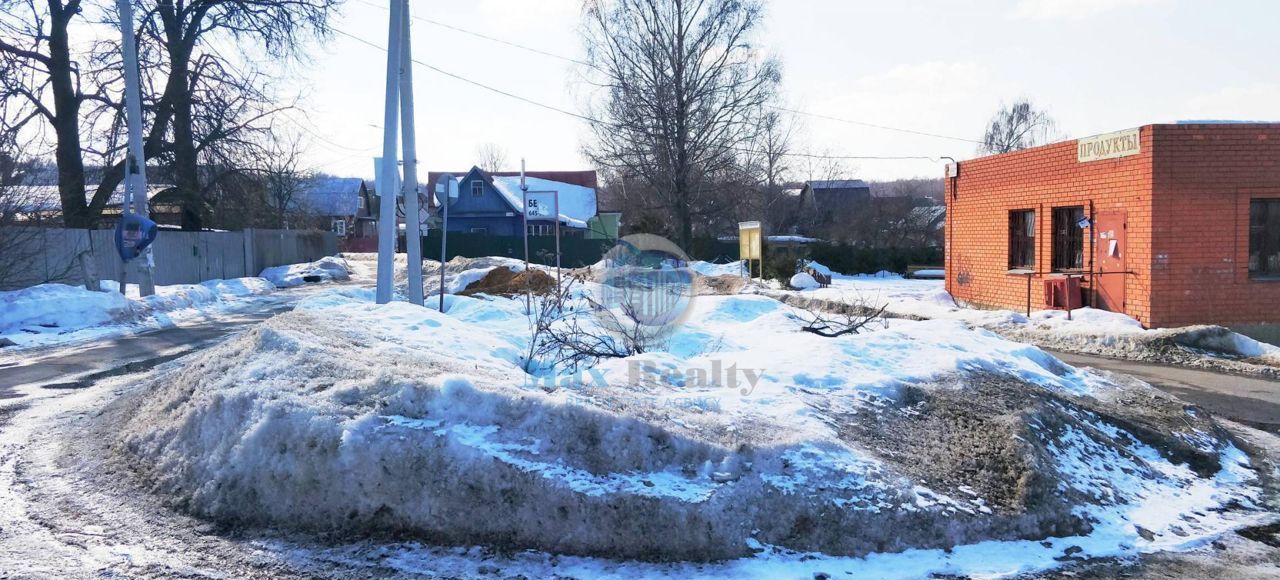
[460,266,557,296]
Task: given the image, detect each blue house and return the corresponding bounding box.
[427,167,600,238]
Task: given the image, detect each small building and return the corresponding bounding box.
[426,167,599,237]
[293,177,378,251]
[798,179,871,217]
[945,123,1280,336]
[10,184,173,226]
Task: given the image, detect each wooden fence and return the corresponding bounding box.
[0,227,337,290]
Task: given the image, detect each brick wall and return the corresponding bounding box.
[1148,124,1280,327]
[946,123,1280,328]
[945,128,1156,325]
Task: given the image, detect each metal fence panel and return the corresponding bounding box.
[0,227,337,290]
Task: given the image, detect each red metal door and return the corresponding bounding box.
[1094,211,1126,312]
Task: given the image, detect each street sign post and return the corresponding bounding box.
[436,174,458,313]
[524,190,561,287]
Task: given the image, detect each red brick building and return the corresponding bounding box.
[944,123,1280,335]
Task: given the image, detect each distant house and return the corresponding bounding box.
[291,176,379,251]
[9,184,175,226]
[426,167,600,238]
[798,179,871,216]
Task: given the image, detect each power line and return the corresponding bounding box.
[341,4,978,146]
[330,26,948,164]
[332,27,601,124]
[353,0,593,68]
[772,106,983,145]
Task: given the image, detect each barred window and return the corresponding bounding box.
[1009,210,1036,270]
[1250,199,1280,278]
[1052,206,1085,271]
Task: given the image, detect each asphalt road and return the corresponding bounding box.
[1050,349,1280,433]
[0,297,297,400]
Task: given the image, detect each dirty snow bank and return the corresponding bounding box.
[0,277,276,349]
[111,287,1268,570]
[259,256,350,288]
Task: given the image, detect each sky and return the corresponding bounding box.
[279,0,1280,182]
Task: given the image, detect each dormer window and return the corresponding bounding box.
[471,180,484,197]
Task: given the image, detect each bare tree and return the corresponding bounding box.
[979,98,1060,155]
[142,0,341,230]
[0,0,110,228]
[254,128,313,228]
[475,142,508,172]
[738,108,799,233]
[581,0,780,250]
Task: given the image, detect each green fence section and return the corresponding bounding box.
[422,232,616,268]
[799,244,943,276]
[420,231,941,278]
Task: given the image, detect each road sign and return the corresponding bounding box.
[524,191,558,221]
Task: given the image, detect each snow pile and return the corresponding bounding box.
[801,260,834,278]
[910,268,945,279]
[0,277,277,349]
[113,286,1267,569]
[0,283,130,334]
[107,277,277,314]
[788,272,819,290]
[776,266,1280,365]
[688,261,745,278]
[437,259,529,295]
[260,256,350,288]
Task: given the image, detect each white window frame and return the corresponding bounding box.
[471,180,484,197]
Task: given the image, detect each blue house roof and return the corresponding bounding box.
[294,177,364,217]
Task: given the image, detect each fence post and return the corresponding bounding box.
[243,228,256,278]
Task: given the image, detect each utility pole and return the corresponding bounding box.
[399,0,424,306]
[116,0,156,296]
[375,0,404,304]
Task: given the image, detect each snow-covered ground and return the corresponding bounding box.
[0,256,350,354]
[1,255,1275,577]
[259,256,350,288]
[340,252,531,297]
[774,266,1280,366]
[95,272,1271,576]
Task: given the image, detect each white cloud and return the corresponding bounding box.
[1011,0,1163,20]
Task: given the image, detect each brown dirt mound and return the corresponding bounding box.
[460,266,557,296]
[695,274,748,295]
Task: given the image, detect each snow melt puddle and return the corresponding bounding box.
[381,415,720,503]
